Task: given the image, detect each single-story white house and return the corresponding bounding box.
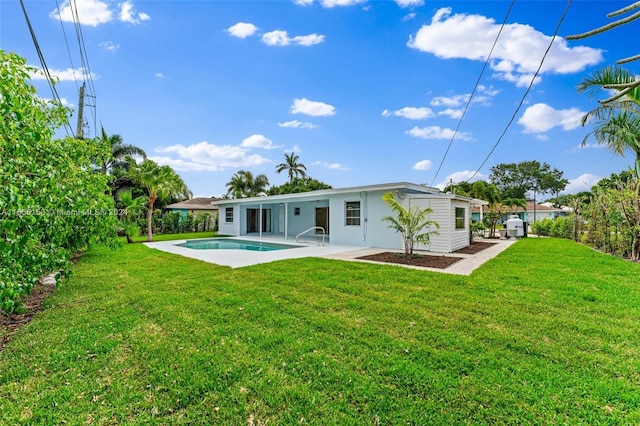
[212,182,487,253]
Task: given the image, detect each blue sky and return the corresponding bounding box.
[2,0,639,198]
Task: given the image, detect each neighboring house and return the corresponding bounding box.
[166,198,219,228]
[471,202,572,223]
[213,182,487,253]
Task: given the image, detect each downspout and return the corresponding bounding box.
[360,192,368,242]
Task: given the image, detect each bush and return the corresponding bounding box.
[1,51,118,313]
[530,218,553,236]
[550,217,572,239]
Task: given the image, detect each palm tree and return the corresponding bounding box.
[381,192,439,258]
[225,170,269,198]
[578,66,640,174]
[116,188,146,243]
[275,152,307,183]
[129,159,192,241]
[95,127,147,175]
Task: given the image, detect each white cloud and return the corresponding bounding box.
[401,12,417,22]
[99,41,120,52]
[153,141,271,172]
[412,160,432,170]
[312,161,349,170]
[29,66,96,82]
[240,134,282,150]
[405,126,473,141]
[278,120,318,129]
[293,0,314,5]
[50,0,148,26]
[50,0,112,26]
[291,98,336,116]
[119,0,150,24]
[320,0,366,7]
[382,107,434,120]
[518,103,585,133]
[261,30,325,46]
[438,108,463,119]
[395,0,424,8]
[431,94,469,108]
[155,72,164,78]
[408,7,603,87]
[563,173,602,194]
[435,170,488,190]
[58,98,73,107]
[227,22,258,39]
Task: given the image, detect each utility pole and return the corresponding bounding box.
[76,82,85,139]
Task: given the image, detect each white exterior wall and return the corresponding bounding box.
[449,200,470,252]
[285,200,329,238]
[218,205,240,236]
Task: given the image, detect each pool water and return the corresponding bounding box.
[178,238,298,251]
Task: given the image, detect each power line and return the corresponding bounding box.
[69,0,98,138]
[19,0,74,137]
[431,0,516,187]
[54,0,79,93]
[465,0,574,184]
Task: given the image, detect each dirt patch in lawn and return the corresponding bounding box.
[454,241,497,254]
[0,280,58,352]
[356,241,498,269]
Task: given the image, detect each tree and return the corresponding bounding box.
[225,170,269,198]
[568,2,640,97]
[129,159,192,242]
[576,66,640,175]
[94,127,147,175]
[1,51,118,313]
[116,189,146,243]
[276,152,307,183]
[381,192,439,258]
[268,177,332,195]
[489,161,568,200]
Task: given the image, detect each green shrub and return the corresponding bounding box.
[1,51,118,313]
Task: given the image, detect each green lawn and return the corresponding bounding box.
[1,237,640,424]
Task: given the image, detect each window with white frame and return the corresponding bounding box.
[345,201,361,226]
[225,207,234,223]
[455,207,466,230]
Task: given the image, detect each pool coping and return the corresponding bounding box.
[144,236,516,274]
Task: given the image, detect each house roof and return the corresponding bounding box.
[212,182,488,206]
[167,197,219,210]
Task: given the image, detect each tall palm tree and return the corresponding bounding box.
[95,127,147,175]
[129,159,192,241]
[225,170,269,198]
[578,66,640,174]
[275,152,307,183]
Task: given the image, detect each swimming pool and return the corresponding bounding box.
[177,238,299,252]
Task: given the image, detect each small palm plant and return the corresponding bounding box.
[381,192,439,258]
[116,189,146,243]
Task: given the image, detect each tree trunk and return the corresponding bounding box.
[147,196,156,242]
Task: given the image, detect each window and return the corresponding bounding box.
[225,207,233,223]
[294,207,300,216]
[345,201,361,226]
[455,207,466,230]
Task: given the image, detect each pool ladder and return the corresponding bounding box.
[296,226,326,246]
